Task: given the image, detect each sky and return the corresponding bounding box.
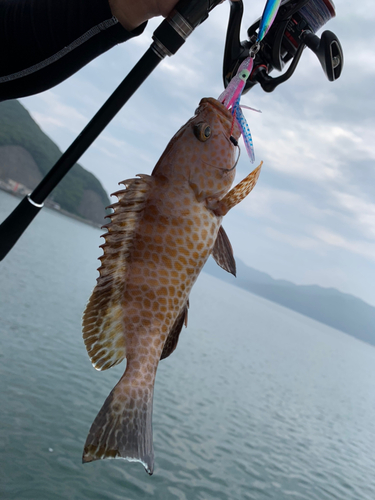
[18,0,375,307]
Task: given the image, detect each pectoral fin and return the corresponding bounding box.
[212,226,236,276]
[160,301,189,360]
[212,162,262,216]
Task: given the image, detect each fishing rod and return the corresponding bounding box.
[0,0,343,260]
[0,0,222,260]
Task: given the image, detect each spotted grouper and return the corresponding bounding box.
[82,97,262,474]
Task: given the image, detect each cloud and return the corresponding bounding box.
[236,184,305,222]
[264,226,320,251]
[25,91,87,134]
[313,226,375,261]
[332,191,375,238]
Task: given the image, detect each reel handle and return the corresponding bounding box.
[302,30,343,81]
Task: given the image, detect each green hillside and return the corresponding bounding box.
[0,99,110,223]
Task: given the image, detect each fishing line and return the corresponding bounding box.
[300,0,335,33]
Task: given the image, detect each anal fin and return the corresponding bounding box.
[212,226,236,276]
[160,301,189,360]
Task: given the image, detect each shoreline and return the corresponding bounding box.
[0,185,103,229]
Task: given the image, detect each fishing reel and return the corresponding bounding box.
[223,0,343,93]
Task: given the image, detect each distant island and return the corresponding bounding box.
[204,257,375,347]
[0,100,110,226]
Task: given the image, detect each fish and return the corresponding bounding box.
[81,97,262,474]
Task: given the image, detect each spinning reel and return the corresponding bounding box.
[223,0,343,93]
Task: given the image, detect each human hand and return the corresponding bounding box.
[108,0,180,31]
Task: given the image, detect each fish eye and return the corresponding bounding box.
[193,122,211,142]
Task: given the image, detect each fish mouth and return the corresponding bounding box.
[199,97,233,120]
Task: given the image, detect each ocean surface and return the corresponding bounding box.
[1,189,375,500]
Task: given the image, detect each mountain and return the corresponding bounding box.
[204,257,375,347]
[0,100,110,225]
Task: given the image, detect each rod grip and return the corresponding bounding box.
[0,196,43,261]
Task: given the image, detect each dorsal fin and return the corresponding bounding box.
[160,300,189,360]
[82,175,154,371]
[211,226,236,276]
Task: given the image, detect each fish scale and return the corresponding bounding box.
[82,97,262,474]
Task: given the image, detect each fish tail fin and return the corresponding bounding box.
[82,372,155,475]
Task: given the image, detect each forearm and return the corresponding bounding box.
[108,0,179,31]
[0,0,146,101]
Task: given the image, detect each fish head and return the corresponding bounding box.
[152,98,241,203]
[188,98,241,201]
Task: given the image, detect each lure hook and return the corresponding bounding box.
[226,143,241,172]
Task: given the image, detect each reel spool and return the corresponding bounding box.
[223,0,343,93]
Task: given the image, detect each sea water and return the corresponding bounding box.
[0,189,375,500]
